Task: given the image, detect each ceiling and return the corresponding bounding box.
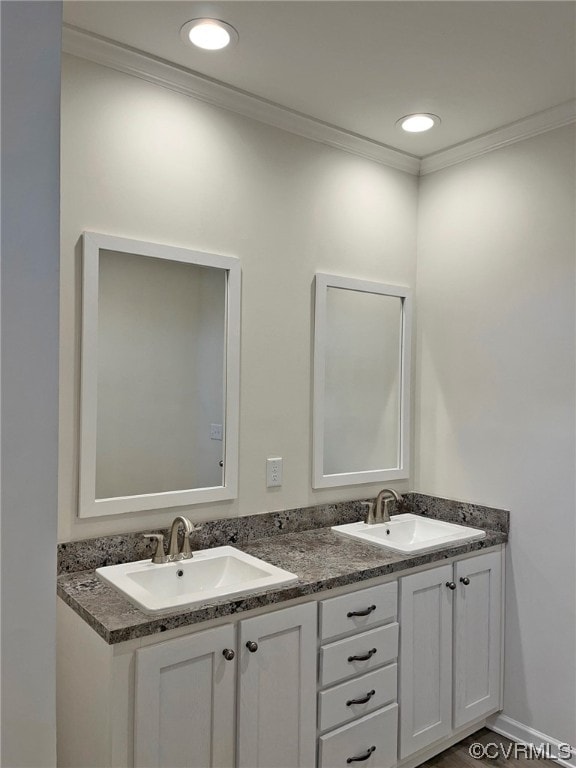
[63,1,576,158]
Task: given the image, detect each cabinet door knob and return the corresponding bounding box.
[460,577,470,586]
[446,581,457,590]
[222,648,235,661]
[346,746,376,763]
[246,641,258,653]
[347,605,376,618]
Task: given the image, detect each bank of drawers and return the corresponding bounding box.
[317,582,398,768]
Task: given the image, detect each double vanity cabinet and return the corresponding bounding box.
[57,545,504,768]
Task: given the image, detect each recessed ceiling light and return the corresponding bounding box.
[397,114,441,133]
[180,19,239,51]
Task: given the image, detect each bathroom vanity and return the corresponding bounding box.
[57,495,507,768]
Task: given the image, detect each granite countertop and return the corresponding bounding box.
[57,498,508,645]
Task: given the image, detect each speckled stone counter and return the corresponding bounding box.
[57,493,509,644]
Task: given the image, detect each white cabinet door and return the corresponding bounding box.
[454,550,502,728]
[237,602,317,768]
[134,624,236,768]
[399,564,453,759]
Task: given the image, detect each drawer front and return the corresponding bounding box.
[318,704,398,768]
[320,623,399,687]
[320,583,397,641]
[318,664,397,732]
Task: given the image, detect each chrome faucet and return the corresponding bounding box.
[143,515,199,564]
[362,489,403,525]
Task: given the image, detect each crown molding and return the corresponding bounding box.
[62,25,421,176]
[62,25,576,178]
[420,99,576,175]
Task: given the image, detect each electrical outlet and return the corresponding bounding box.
[266,457,283,487]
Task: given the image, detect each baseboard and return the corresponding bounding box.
[487,714,576,768]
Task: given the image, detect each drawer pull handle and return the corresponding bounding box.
[346,689,376,706]
[347,746,376,763]
[460,577,470,586]
[246,641,258,653]
[347,605,376,618]
[446,581,457,590]
[348,648,377,663]
[222,649,235,661]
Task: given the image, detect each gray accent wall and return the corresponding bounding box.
[1,2,62,764]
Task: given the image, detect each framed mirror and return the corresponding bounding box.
[79,232,240,518]
[312,273,411,488]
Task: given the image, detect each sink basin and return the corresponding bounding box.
[96,546,298,614]
[332,513,485,553]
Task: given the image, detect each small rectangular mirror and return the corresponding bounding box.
[312,273,411,488]
[79,232,240,518]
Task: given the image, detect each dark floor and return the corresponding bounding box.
[420,728,557,767]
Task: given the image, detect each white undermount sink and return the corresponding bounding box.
[332,513,486,554]
[96,546,298,614]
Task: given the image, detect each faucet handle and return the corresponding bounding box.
[383,495,402,520]
[142,533,168,564]
[360,501,376,526]
[180,523,202,559]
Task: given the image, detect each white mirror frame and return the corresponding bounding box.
[79,232,241,518]
[312,273,412,489]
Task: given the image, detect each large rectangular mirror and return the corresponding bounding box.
[79,232,240,518]
[312,273,411,488]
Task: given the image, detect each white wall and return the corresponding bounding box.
[1,1,61,765]
[59,46,576,749]
[415,125,576,744]
[59,55,418,541]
